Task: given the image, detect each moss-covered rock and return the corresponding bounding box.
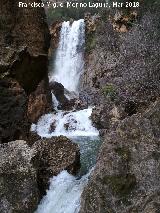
[102,84,118,101]
[103,174,136,198]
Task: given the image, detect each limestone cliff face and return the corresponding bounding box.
[0,0,50,92]
[82,4,160,106]
[81,1,160,132]
[80,1,160,212]
[0,0,52,143]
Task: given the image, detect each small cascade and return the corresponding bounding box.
[32,19,100,213]
[35,171,90,213]
[33,107,98,138]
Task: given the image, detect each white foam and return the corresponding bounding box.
[32,108,99,138]
[35,171,89,213]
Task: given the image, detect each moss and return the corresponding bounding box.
[103,174,136,198]
[46,0,106,25]
[152,151,160,161]
[101,84,117,101]
[0,16,8,30]
[0,87,10,97]
[115,147,131,162]
[85,32,96,53]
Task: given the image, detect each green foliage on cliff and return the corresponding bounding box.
[0,16,7,30]
[46,0,106,25]
[85,32,96,53]
[103,174,136,199]
[102,84,117,101]
[115,147,131,161]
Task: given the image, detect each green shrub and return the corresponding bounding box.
[86,32,96,53]
[46,0,107,25]
[102,84,117,100]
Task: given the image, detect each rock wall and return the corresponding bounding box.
[81,1,160,109]
[0,0,52,143]
[80,99,160,213]
[80,1,160,212]
[27,75,53,123]
[0,0,50,91]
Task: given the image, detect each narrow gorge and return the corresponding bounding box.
[0,0,160,213]
[32,19,100,213]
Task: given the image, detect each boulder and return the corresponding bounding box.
[80,99,160,213]
[0,140,39,213]
[50,81,87,111]
[33,136,81,196]
[49,81,69,109]
[0,136,81,212]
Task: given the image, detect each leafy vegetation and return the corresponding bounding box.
[0,16,8,30]
[103,174,136,197]
[45,0,107,25]
[102,84,117,101]
[85,32,96,53]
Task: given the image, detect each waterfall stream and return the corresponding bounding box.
[50,19,85,92]
[32,19,100,213]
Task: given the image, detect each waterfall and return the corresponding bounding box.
[35,171,90,213]
[50,19,85,92]
[32,19,100,213]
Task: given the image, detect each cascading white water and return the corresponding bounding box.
[35,171,90,213]
[32,107,98,138]
[50,19,85,92]
[33,19,100,213]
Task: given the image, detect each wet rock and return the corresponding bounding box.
[64,119,77,131]
[50,81,87,111]
[49,81,70,109]
[27,76,53,123]
[0,140,39,213]
[80,99,160,213]
[74,98,87,111]
[64,123,70,131]
[49,120,56,133]
[32,136,81,196]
